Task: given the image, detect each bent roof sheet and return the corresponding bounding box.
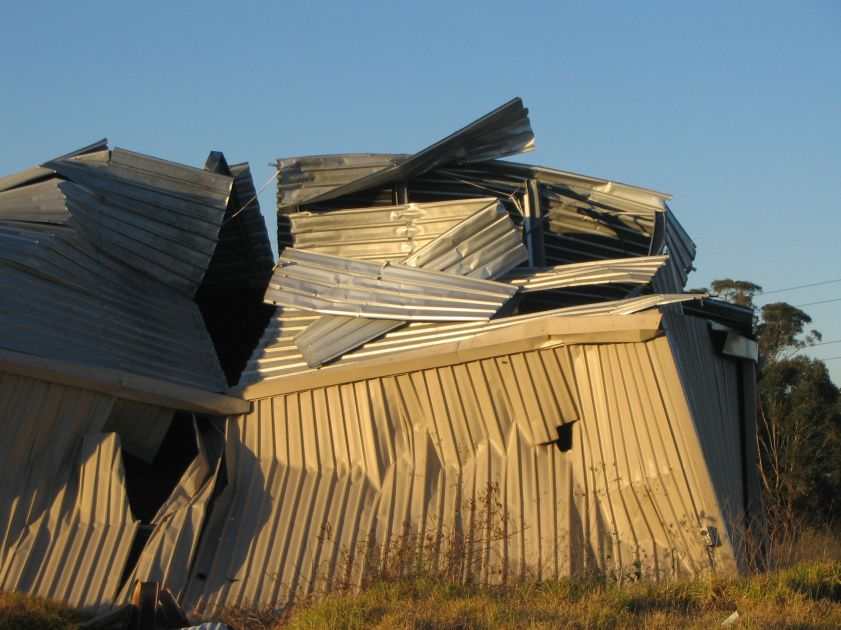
[276,98,534,208]
[501,255,668,292]
[201,154,274,290]
[0,145,235,395]
[284,197,503,263]
[239,294,703,391]
[265,248,518,321]
[291,198,528,366]
[44,148,232,297]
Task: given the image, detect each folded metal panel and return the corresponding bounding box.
[201,158,274,290]
[0,372,117,569]
[501,256,668,292]
[0,431,138,610]
[186,330,738,613]
[278,98,534,208]
[239,295,703,387]
[284,197,498,263]
[0,148,230,393]
[265,249,517,321]
[44,148,232,297]
[292,199,528,366]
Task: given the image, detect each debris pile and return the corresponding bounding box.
[0,99,763,619]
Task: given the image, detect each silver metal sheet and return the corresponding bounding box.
[0,139,108,193]
[278,98,534,208]
[285,197,498,263]
[265,248,517,321]
[240,294,704,386]
[44,147,233,297]
[277,153,406,208]
[0,145,230,393]
[292,199,528,366]
[501,255,668,292]
[202,159,275,290]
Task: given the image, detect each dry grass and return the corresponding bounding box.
[209,559,841,630]
[0,592,87,630]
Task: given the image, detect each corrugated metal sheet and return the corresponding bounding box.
[265,248,518,321]
[277,153,406,209]
[0,429,138,610]
[0,146,231,394]
[501,256,668,292]
[43,148,232,297]
[277,98,534,209]
[0,373,117,573]
[0,139,108,194]
[239,294,703,386]
[662,313,762,567]
[201,155,274,290]
[185,324,738,612]
[102,400,175,463]
[283,197,501,263]
[292,198,527,367]
[0,179,69,223]
[653,209,696,293]
[122,423,224,601]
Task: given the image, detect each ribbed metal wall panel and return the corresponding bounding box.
[0,372,116,568]
[0,430,138,610]
[662,313,752,560]
[102,400,175,463]
[122,457,219,601]
[186,332,737,612]
[239,295,702,386]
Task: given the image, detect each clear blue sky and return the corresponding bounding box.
[2,1,839,382]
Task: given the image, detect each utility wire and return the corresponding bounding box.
[794,297,841,308]
[760,277,841,296]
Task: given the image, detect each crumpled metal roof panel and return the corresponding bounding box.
[239,294,703,387]
[276,98,534,209]
[501,255,668,292]
[289,198,528,366]
[43,148,232,298]
[283,197,501,263]
[201,158,275,290]
[265,248,517,321]
[0,146,232,392]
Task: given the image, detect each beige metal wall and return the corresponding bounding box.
[185,332,739,612]
[664,313,762,564]
[0,370,195,610]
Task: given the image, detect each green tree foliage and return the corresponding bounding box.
[759,357,841,525]
[710,278,762,309]
[710,279,840,531]
[758,302,822,362]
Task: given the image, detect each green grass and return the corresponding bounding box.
[3,562,840,629]
[265,561,841,630]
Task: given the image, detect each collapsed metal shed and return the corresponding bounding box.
[0,99,762,617]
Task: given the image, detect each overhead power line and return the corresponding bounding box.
[795,297,841,308]
[760,277,841,296]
